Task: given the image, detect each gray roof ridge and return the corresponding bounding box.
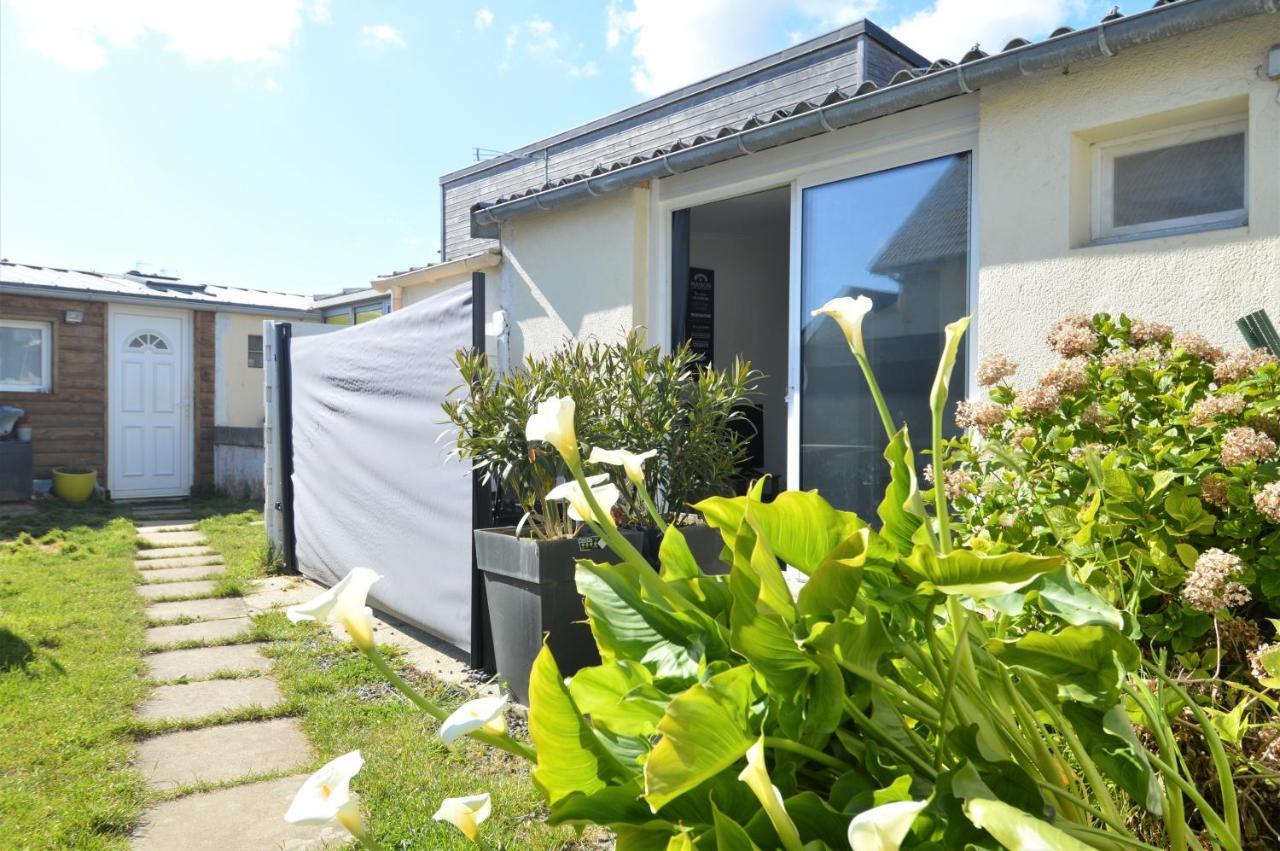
[0,258,310,301]
[439,17,923,186]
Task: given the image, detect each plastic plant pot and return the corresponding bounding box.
[52,468,97,503]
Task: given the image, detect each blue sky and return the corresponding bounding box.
[0,0,1113,295]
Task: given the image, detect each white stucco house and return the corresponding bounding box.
[374,0,1279,517]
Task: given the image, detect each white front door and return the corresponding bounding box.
[108,306,192,498]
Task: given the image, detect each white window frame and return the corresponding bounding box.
[0,318,52,392]
[1091,115,1248,243]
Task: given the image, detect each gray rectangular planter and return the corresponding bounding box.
[0,440,33,503]
[474,526,644,703]
[641,523,728,575]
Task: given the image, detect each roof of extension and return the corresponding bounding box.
[0,260,315,315]
[470,0,1271,229]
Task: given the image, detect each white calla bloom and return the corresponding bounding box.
[588,447,658,485]
[286,567,381,649]
[440,695,509,744]
[433,792,492,841]
[847,799,928,851]
[738,738,802,851]
[812,295,874,358]
[545,473,620,523]
[526,396,579,462]
[284,750,367,838]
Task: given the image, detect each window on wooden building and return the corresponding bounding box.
[0,318,52,392]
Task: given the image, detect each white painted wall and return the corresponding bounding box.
[497,186,650,362]
[975,17,1280,380]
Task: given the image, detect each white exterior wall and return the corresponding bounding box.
[497,186,650,362]
[975,18,1280,379]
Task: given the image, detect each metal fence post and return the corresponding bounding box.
[275,322,298,573]
[469,271,493,671]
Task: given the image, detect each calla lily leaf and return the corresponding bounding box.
[568,661,668,739]
[1032,569,1124,630]
[986,625,1140,707]
[877,428,923,555]
[905,546,1064,599]
[739,490,867,577]
[657,524,701,581]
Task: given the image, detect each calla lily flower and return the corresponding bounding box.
[286,567,381,649]
[738,738,802,851]
[433,792,492,842]
[545,474,620,523]
[812,295,874,358]
[440,695,509,744]
[847,799,928,851]
[284,750,368,839]
[526,396,579,463]
[588,447,658,486]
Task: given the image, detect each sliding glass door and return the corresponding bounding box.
[799,153,971,517]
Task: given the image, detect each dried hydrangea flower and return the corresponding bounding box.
[955,400,1006,435]
[1254,481,1280,523]
[1250,642,1279,682]
[1046,315,1096,358]
[1182,548,1251,613]
[1129,319,1173,345]
[1220,617,1261,656]
[922,464,974,501]
[1214,348,1277,383]
[1039,358,1089,394]
[1220,426,1278,466]
[1200,476,1230,510]
[1009,425,1035,446]
[976,353,1018,387]
[1172,332,1224,363]
[1101,348,1142,371]
[1191,393,1246,426]
[1014,384,1061,417]
[1080,404,1108,426]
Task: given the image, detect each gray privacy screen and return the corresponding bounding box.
[290,283,473,652]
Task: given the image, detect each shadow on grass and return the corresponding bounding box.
[0,626,65,676]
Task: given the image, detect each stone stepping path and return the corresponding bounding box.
[128,509,336,849]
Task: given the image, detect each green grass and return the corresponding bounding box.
[195,505,282,597]
[0,505,149,849]
[201,513,605,848]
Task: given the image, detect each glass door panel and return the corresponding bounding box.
[800,153,970,516]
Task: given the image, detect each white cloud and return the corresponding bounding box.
[263,76,282,92]
[474,8,494,31]
[891,0,1091,61]
[503,17,596,79]
[9,0,307,71]
[362,23,405,49]
[606,0,875,97]
[307,0,331,24]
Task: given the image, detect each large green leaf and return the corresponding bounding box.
[1061,703,1162,815]
[796,528,871,622]
[904,546,1064,599]
[713,803,761,850]
[576,563,700,680]
[569,661,669,738]
[659,524,701,581]
[644,665,756,810]
[740,489,866,576]
[741,506,798,623]
[805,608,893,673]
[1032,569,1124,630]
[987,625,1140,706]
[962,798,1092,850]
[529,645,635,804]
[877,427,924,554]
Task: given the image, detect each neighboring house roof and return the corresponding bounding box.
[470,0,1273,235]
[371,248,501,291]
[869,157,969,277]
[311,287,389,309]
[0,260,315,316]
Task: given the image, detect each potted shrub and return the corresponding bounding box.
[443,332,758,699]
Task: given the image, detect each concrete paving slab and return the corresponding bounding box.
[133,718,311,790]
[146,617,252,646]
[244,576,322,613]
[146,597,245,623]
[137,677,282,722]
[140,564,227,583]
[134,520,198,531]
[136,555,224,570]
[138,580,219,600]
[139,530,207,548]
[136,546,216,560]
[147,643,272,681]
[130,774,349,850]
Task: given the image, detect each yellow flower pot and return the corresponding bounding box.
[52,468,97,503]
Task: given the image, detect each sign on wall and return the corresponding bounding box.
[686,267,714,365]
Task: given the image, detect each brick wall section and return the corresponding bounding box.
[0,296,107,479]
[193,310,215,489]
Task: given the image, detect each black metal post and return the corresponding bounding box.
[469,271,493,671]
[275,322,299,573]
[670,207,691,351]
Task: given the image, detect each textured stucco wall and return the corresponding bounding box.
[497,186,649,363]
[214,312,268,428]
[975,17,1280,381]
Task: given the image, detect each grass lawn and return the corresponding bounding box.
[204,509,603,848]
[0,502,149,849]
